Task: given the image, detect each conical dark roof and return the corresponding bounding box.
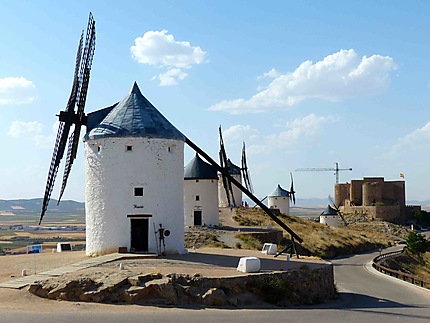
[85,82,185,141]
[269,184,290,197]
[321,205,338,216]
[227,159,241,175]
[184,154,217,180]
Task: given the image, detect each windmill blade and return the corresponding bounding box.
[328,194,336,208]
[289,172,296,204]
[57,13,96,203]
[40,13,96,224]
[241,142,254,193]
[75,12,96,118]
[219,150,231,206]
[57,129,75,203]
[219,126,236,206]
[39,122,67,224]
[65,31,84,113]
[328,194,348,226]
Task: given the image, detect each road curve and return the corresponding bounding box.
[1,247,429,323]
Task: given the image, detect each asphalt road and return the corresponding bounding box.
[1,247,429,323]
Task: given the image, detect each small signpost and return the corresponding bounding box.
[26,244,42,274]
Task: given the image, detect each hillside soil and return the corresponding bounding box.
[185,208,409,259]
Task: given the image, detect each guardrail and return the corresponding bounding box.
[372,248,430,289]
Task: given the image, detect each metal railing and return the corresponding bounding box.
[372,248,430,289]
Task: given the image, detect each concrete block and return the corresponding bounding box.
[237,257,261,273]
[261,243,277,255]
[57,243,72,252]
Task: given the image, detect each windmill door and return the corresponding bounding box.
[194,210,202,226]
[130,219,149,252]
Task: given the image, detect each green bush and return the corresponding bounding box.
[257,276,289,303]
[406,231,429,255]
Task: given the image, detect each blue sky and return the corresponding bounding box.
[1,0,430,202]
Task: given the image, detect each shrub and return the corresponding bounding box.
[257,276,289,303]
[406,231,429,255]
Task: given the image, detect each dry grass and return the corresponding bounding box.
[235,208,396,258]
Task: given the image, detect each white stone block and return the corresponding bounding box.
[261,243,277,255]
[237,257,261,273]
[57,242,72,252]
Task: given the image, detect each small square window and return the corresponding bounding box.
[195,195,200,201]
[134,187,144,196]
[126,145,133,152]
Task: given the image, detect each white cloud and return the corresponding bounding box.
[131,30,206,86]
[7,120,60,148]
[155,68,188,86]
[221,114,334,157]
[223,125,260,143]
[209,49,397,114]
[0,77,36,105]
[7,121,42,137]
[131,30,206,68]
[257,68,280,80]
[266,114,334,147]
[393,121,430,152]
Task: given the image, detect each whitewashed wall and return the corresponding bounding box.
[320,215,339,227]
[218,174,243,207]
[184,179,218,227]
[84,136,185,256]
[268,196,290,215]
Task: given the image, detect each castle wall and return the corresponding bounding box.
[362,181,382,206]
[335,183,349,207]
[350,180,363,206]
[342,205,402,223]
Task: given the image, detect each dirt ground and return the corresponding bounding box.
[0,247,329,312]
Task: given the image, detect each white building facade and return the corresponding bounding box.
[184,154,219,227]
[267,184,291,214]
[84,82,186,256]
[320,205,339,227]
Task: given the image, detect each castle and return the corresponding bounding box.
[334,177,419,223]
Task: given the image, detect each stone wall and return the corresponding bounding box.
[342,205,402,223]
[28,265,337,307]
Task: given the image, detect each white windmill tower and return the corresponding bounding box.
[268,184,291,214]
[184,154,219,227]
[83,82,186,256]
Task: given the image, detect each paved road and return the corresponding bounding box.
[1,247,429,323]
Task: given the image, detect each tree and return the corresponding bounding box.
[406,231,429,255]
[413,210,430,227]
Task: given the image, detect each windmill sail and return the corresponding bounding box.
[241,142,254,194]
[328,194,348,226]
[58,13,96,203]
[219,126,236,207]
[289,172,296,204]
[39,13,96,224]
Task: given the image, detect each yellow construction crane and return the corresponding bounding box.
[295,162,352,184]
